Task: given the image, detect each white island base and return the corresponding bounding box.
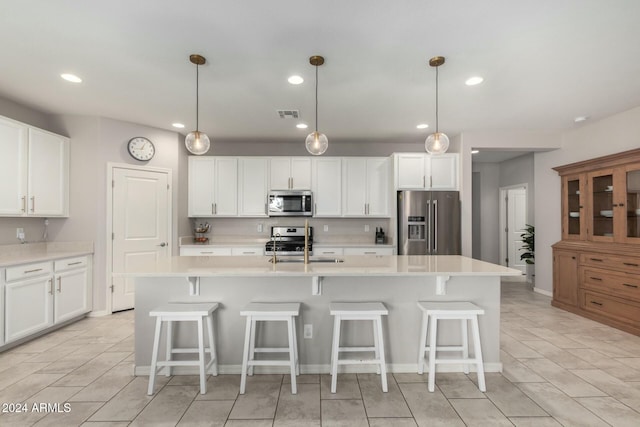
[129,255,520,376]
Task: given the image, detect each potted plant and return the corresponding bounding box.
[520,224,535,284]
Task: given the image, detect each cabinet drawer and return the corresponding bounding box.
[313,247,344,256]
[344,247,394,255]
[582,267,640,301]
[54,256,88,272]
[231,247,264,256]
[180,247,232,256]
[5,261,52,282]
[581,290,640,326]
[580,253,640,274]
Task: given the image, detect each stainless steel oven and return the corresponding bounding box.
[268,190,313,217]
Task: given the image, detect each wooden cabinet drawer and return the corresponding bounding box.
[582,267,640,301]
[5,261,52,282]
[581,290,640,326]
[580,253,640,274]
[54,256,88,272]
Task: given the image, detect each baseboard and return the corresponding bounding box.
[533,287,552,297]
[87,310,111,318]
[134,362,502,376]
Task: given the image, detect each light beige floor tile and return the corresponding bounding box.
[37,352,97,375]
[393,373,427,383]
[501,334,544,359]
[168,374,202,386]
[0,385,82,425]
[520,340,594,369]
[320,399,368,427]
[517,382,610,426]
[20,344,84,364]
[0,351,39,374]
[33,402,103,427]
[398,382,464,427]
[482,373,548,417]
[567,349,640,381]
[177,400,234,427]
[274,419,320,427]
[571,369,640,408]
[88,376,169,422]
[283,373,319,384]
[320,374,361,399]
[508,416,563,426]
[274,383,320,424]
[448,398,512,426]
[617,357,640,370]
[575,396,640,427]
[224,420,273,427]
[433,373,485,399]
[229,381,281,419]
[368,418,417,427]
[0,373,65,403]
[195,375,240,401]
[500,351,545,383]
[68,362,135,402]
[358,373,411,418]
[0,362,50,390]
[53,351,130,387]
[81,423,131,427]
[130,385,198,427]
[522,327,586,349]
[244,374,284,384]
[521,359,605,397]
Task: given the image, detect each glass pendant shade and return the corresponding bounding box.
[185,130,210,155]
[425,132,449,155]
[305,131,328,156]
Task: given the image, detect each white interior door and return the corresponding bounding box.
[112,167,170,312]
[506,187,527,275]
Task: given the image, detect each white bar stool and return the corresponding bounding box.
[147,302,219,395]
[240,302,300,394]
[417,301,486,392]
[329,302,388,393]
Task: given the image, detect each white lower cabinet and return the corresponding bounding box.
[3,255,91,345]
[313,247,344,256]
[231,247,264,256]
[180,247,232,256]
[343,247,394,255]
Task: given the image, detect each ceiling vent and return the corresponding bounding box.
[277,110,300,119]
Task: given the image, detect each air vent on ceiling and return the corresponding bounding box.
[277,110,300,119]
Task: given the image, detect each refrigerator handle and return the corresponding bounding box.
[426,200,432,253]
[433,199,438,253]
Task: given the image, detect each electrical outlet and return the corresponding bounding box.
[364,224,370,232]
[257,223,263,233]
[16,228,24,239]
[323,225,329,232]
[303,324,313,339]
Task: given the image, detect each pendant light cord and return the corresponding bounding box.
[315,64,319,133]
[435,65,439,133]
[195,63,200,132]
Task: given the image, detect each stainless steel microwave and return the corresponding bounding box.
[268,190,313,217]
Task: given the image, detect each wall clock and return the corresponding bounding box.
[127,136,155,161]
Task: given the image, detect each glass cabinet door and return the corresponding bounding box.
[589,170,614,241]
[563,175,585,240]
[624,166,640,242]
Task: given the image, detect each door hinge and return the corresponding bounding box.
[110,284,114,293]
[505,258,509,264]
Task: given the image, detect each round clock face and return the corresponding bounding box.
[127,137,155,161]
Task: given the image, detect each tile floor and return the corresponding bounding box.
[1,282,640,426]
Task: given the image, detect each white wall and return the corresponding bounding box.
[472,163,500,263]
[534,106,640,293]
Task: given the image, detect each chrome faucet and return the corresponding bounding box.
[272,233,281,264]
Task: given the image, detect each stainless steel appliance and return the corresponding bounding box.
[268,190,313,217]
[265,226,313,256]
[397,191,461,255]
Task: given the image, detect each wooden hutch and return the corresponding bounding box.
[552,148,640,336]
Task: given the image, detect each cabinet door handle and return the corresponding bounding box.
[324,251,335,254]
[68,261,83,266]
[25,268,43,273]
[242,251,255,254]
[590,258,604,262]
[201,251,214,254]
[22,196,26,212]
[57,276,62,292]
[214,203,217,214]
[211,203,215,215]
[623,283,639,289]
[30,196,35,212]
[48,278,53,295]
[364,251,376,254]
[623,262,639,267]
[590,277,603,281]
[590,301,603,306]
[423,176,426,188]
[314,203,317,216]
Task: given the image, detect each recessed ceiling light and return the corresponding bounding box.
[60,73,82,83]
[465,76,484,86]
[172,123,185,129]
[288,75,304,85]
[416,124,429,129]
[296,123,308,129]
[574,116,589,123]
[471,149,480,154]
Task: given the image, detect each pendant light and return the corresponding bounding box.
[425,56,449,155]
[305,55,328,156]
[185,54,211,155]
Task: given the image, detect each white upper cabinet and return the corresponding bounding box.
[0,116,69,217]
[188,156,238,217]
[269,157,311,190]
[343,157,391,217]
[394,153,458,190]
[312,157,342,217]
[238,157,268,217]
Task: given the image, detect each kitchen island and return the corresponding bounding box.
[123,255,520,376]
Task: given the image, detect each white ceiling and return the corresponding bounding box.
[1,1,640,145]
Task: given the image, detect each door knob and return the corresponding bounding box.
[158,242,167,247]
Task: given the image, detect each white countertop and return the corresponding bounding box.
[179,236,394,249]
[0,242,94,267]
[119,255,521,278]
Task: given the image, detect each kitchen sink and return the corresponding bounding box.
[269,257,344,263]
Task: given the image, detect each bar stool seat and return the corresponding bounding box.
[240,302,300,394]
[417,301,486,392]
[330,302,389,393]
[148,302,219,395]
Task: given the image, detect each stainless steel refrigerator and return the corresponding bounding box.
[397,191,461,255]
